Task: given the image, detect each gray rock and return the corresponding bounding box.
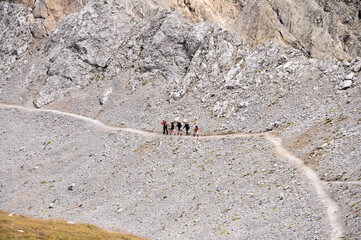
[339,80,353,90]
[345,73,354,80]
[266,122,280,131]
[99,88,113,106]
[238,101,250,108]
[32,0,48,19]
[68,183,75,191]
[352,62,361,73]
[342,60,351,67]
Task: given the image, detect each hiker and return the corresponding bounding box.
[162,120,168,135]
[193,122,199,137]
[176,120,182,135]
[183,122,190,135]
[169,121,175,135]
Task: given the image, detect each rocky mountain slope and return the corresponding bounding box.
[2,0,89,33]
[3,0,361,59]
[0,0,360,239]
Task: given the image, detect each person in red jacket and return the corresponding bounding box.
[162,120,168,135]
[193,123,199,137]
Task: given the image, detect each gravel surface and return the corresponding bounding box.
[0,107,334,239]
[325,183,361,240]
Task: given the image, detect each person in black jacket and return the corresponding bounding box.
[169,121,175,135]
[176,120,182,135]
[183,122,190,135]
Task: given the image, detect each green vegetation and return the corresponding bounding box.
[0,210,144,240]
[268,98,279,107]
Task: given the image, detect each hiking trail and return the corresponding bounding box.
[0,102,347,239]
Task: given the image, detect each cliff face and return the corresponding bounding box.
[167,0,361,59]
[2,0,89,33]
[237,0,361,59]
[3,0,360,59]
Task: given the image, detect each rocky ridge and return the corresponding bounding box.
[2,0,89,33]
[3,0,361,59]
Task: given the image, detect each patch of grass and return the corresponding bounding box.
[268,98,279,107]
[0,210,144,240]
[350,200,360,208]
[43,141,51,150]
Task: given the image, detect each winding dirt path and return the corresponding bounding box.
[0,102,347,239]
[265,134,344,240]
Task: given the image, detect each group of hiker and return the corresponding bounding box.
[161,120,199,137]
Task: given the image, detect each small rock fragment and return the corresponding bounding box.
[345,72,354,80]
[339,80,353,90]
[352,62,361,72]
[68,183,75,191]
[238,101,249,108]
[342,59,351,67]
[266,122,280,131]
[99,88,113,105]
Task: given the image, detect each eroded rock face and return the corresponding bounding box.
[30,1,145,107]
[1,0,248,108]
[151,0,361,59]
[0,3,39,74]
[2,0,89,33]
[232,0,361,59]
[4,0,361,59]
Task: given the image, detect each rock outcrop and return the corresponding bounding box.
[148,0,361,59]
[3,0,360,59]
[2,0,89,34]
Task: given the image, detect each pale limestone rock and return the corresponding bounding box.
[339,80,353,90]
[345,73,354,80]
[32,0,48,19]
[353,62,361,73]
